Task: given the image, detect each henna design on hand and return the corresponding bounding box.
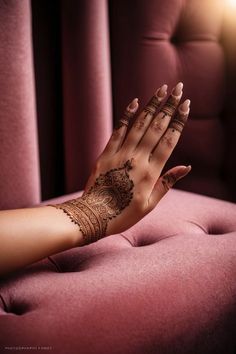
[48,161,134,244]
[133,117,146,130]
[115,99,138,129]
[160,95,178,118]
[169,110,188,133]
[161,173,177,192]
[151,118,165,133]
[116,110,133,129]
[144,95,162,118]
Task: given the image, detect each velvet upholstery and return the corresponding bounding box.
[1,0,236,353]
[1,189,236,354]
[0,0,236,205]
[110,0,235,201]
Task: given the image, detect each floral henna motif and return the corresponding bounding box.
[48,161,134,244]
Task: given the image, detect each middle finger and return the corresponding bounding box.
[135,82,183,157]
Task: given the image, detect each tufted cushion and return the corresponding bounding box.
[1,189,236,354]
[110,0,235,201]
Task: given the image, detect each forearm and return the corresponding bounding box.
[0,206,84,276]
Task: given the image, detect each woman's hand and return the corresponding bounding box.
[79,82,191,239]
[0,82,191,276]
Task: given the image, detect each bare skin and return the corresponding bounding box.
[0,82,191,277]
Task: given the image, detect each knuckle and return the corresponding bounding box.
[151,119,166,133]
[133,117,146,131]
[129,156,138,169]
[111,128,123,140]
[160,135,175,149]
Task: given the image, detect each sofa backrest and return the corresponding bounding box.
[109,0,236,201]
[0,0,235,210]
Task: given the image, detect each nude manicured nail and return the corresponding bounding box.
[185,165,192,172]
[180,165,192,178]
[172,82,183,96]
[156,84,168,98]
[180,99,191,113]
[127,98,139,112]
[175,165,192,182]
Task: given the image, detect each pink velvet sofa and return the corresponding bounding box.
[1,1,236,353]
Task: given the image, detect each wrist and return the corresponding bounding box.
[48,160,134,245]
[47,194,106,245]
[47,194,101,245]
[44,205,86,247]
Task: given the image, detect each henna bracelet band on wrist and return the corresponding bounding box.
[48,160,135,245]
[48,198,106,245]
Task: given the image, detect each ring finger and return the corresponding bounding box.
[151,99,191,172]
[135,82,183,157]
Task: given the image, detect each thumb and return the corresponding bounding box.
[149,165,192,208]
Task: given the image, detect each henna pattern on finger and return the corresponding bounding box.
[116,110,134,129]
[151,118,166,133]
[115,98,139,129]
[161,135,174,149]
[48,160,134,244]
[133,118,145,130]
[144,95,162,118]
[161,173,177,192]
[160,95,179,118]
[169,111,188,133]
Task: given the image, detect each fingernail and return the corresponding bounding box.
[172,82,183,96]
[156,84,168,98]
[176,165,192,181]
[180,165,192,178]
[127,98,139,112]
[185,165,192,172]
[179,99,191,113]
